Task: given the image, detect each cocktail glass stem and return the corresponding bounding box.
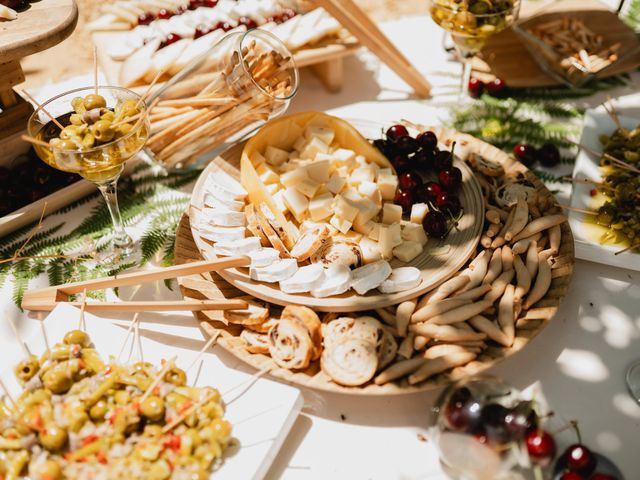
[459,57,473,102]
[96,174,133,251]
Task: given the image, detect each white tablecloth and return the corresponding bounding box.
[2,10,640,480]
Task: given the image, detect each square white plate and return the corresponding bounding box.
[570,109,640,271]
[1,303,303,480]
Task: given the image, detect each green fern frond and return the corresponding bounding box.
[140,228,169,265]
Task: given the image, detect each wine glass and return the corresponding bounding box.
[428,0,521,100]
[27,86,150,264]
[626,359,640,404]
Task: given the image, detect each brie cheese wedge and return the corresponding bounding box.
[311,264,352,298]
[201,207,246,227]
[351,260,392,295]
[250,258,298,283]
[280,264,325,294]
[198,225,246,243]
[378,267,422,293]
[214,237,262,256]
[204,172,247,201]
[249,247,281,268]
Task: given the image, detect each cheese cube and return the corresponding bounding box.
[293,136,307,152]
[315,152,334,162]
[402,222,428,245]
[282,187,309,222]
[337,166,350,178]
[368,222,382,241]
[378,226,394,259]
[354,198,380,224]
[295,177,321,198]
[272,190,288,214]
[300,137,330,160]
[332,148,356,166]
[264,146,289,166]
[308,192,333,221]
[410,203,429,224]
[281,169,307,188]
[316,184,330,196]
[379,168,393,176]
[342,188,361,202]
[327,173,346,194]
[330,215,352,234]
[349,166,376,185]
[358,181,382,206]
[378,173,399,201]
[393,241,423,263]
[353,219,374,236]
[359,237,383,264]
[388,223,403,247]
[265,183,280,195]
[252,151,266,167]
[340,230,363,243]
[305,125,335,146]
[334,195,359,223]
[382,203,403,224]
[354,155,368,168]
[306,159,331,183]
[257,164,279,185]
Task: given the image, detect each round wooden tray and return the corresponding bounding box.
[188,123,484,312]
[175,126,575,395]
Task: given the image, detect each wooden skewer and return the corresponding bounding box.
[78,288,88,331]
[221,365,272,398]
[603,153,640,174]
[162,388,216,433]
[39,319,51,361]
[0,379,17,410]
[615,242,640,255]
[604,96,622,130]
[6,314,29,358]
[139,356,177,404]
[186,332,220,373]
[20,134,52,149]
[116,313,140,362]
[21,90,65,130]
[555,203,597,215]
[93,45,99,96]
[134,316,143,363]
[136,67,169,110]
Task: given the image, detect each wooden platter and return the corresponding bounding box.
[187,122,484,312]
[175,126,576,395]
[475,0,640,87]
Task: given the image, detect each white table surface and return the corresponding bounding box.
[2,8,640,480]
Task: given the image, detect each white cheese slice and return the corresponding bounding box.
[351,260,392,295]
[148,38,189,82]
[119,37,161,87]
[198,225,246,243]
[378,267,422,293]
[308,192,333,222]
[381,203,403,225]
[311,264,352,298]
[201,207,246,227]
[203,192,245,212]
[214,237,262,256]
[250,258,298,283]
[249,248,281,268]
[280,264,325,294]
[410,203,429,224]
[393,241,423,263]
[205,172,247,200]
[170,29,224,75]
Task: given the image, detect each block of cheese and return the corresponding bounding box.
[402,222,428,245]
[282,187,309,222]
[256,164,279,185]
[358,181,382,206]
[410,203,429,224]
[353,218,374,236]
[326,174,345,194]
[334,195,359,223]
[353,198,380,225]
[349,166,376,185]
[265,146,289,166]
[265,183,279,195]
[300,136,330,160]
[306,159,331,183]
[272,190,288,214]
[281,169,308,189]
[205,172,247,201]
[304,125,335,146]
[330,214,352,234]
[331,148,356,166]
[368,222,382,241]
[378,173,399,201]
[381,203,403,224]
[309,192,333,221]
[393,241,423,263]
[359,236,383,264]
[293,136,307,152]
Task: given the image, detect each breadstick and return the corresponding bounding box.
[522,306,557,320]
[501,245,514,272]
[487,204,508,221]
[375,308,397,327]
[511,232,542,254]
[486,209,501,224]
[491,207,516,248]
[526,240,539,279]
[398,334,415,359]
[549,224,562,255]
[511,214,566,242]
[513,255,532,301]
[411,297,472,323]
[483,269,515,303]
[427,275,471,304]
[461,250,491,291]
[409,323,486,342]
[408,352,477,384]
[469,315,511,347]
[481,234,492,248]
[454,284,492,301]
[424,344,476,359]
[484,248,503,285]
[396,300,417,336]
[523,254,552,309]
[486,223,502,238]
[374,357,426,385]
[537,235,549,251]
[498,284,516,346]
[414,335,429,351]
[505,195,529,241]
[429,299,494,325]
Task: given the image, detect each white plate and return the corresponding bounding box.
[1,303,303,480]
[570,109,640,271]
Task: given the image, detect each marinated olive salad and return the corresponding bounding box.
[0,330,231,480]
[45,93,142,151]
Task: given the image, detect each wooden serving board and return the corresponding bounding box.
[475,0,640,87]
[174,126,575,395]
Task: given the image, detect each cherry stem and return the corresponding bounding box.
[450,141,457,158]
[533,465,544,480]
[571,420,582,444]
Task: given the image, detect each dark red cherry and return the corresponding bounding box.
[422,211,448,238]
[439,167,462,192]
[394,190,414,213]
[413,149,434,168]
[238,16,258,29]
[538,143,561,167]
[204,0,218,6]
[433,150,453,171]
[525,430,556,466]
[386,124,409,142]
[438,194,462,216]
[563,444,597,476]
[468,78,485,98]
[214,21,234,31]
[481,403,511,444]
[560,472,585,480]
[398,172,422,191]
[194,24,211,38]
[504,401,538,440]
[416,130,438,150]
[396,135,420,155]
[137,12,155,25]
[486,78,507,97]
[513,143,537,167]
[443,387,482,433]
[265,13,284,23]
[188,0,203,10]
[281,8,297,20]
[157,8,174,19]
[421,181,441,203]
[392,155,411,173]
[160,33,182,48]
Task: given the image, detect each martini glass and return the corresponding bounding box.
[27,86,150,264]
[626,359,640,404]
[428,0,521,100]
